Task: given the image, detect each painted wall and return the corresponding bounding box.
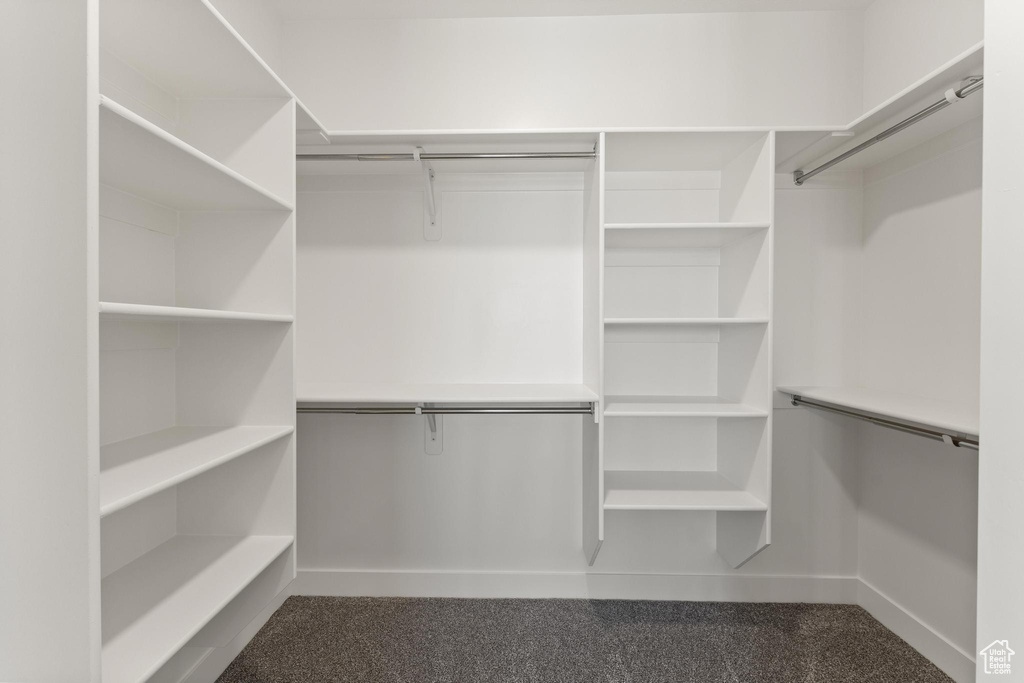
[209,0,286,75]
[0,1,99,681]
[280,12,865,131]
[862,0,984,111]
[977,3,1024,680]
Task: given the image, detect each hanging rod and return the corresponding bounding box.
[790,395,979,450]
[793,75,983,186]
[297,151,597,161]
[297,404,595,415]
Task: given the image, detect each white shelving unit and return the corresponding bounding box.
[594,131,775,568]
[94,1,299,680]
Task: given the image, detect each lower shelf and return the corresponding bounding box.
[100,425,294,517]
[102,534,293,683]
[604,471,767,511]
[603,396,768,418]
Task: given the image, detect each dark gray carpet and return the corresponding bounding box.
[217,597,953,683]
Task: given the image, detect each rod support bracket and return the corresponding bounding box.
[418,147,441,240]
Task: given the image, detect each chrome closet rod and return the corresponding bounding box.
[790,396,979,450]
[297,151,597,161]
[297,405,595,415]
[793,76,983,186]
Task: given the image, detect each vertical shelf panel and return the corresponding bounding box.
[601,131,775,568]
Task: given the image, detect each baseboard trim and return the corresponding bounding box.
[183,583,296,683]
[294,568,860,603]
[187,570,974,683]
[857,579,976,683]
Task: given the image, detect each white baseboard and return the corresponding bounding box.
[857,579,976,683]
[185,570,974,683]
[294,568,860,603]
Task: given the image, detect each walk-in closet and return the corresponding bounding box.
[3,1,1021,682]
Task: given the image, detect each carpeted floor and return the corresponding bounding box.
[217,597,953,683]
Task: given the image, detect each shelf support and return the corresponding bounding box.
[417,147,441,240]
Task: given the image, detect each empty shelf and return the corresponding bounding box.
[298,383,599,405]
[604,396,768,418]
[102,534,293,683]
[99,302,293,324]
[604,223,769,249]
[604,471,767,511]
[605,317,769,326]
[100,426,294,517]
[778,385,979,438]
[101,0,289,100]
[99,96,293,212]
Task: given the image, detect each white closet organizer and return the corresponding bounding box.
[294,134,605,466]
[295,130,774,569]
[96,1,298,681]
[776,42,983,454]
[598,132,774,568]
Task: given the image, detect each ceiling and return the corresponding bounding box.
[274,0,874,21]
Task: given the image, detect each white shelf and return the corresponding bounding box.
[604,223,769,249]
[604,471,767,511]
[100,426,294,517]
[101,534,293,683]
[777,385,979,437]
[605,317,769,326]
[298,383,599,405]
[777,42,984,175]
[98,302,293,324]
[604,396,768,418]
[99,96,293,212]
[101,0,289,101]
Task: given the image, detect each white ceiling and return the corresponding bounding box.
[274,0,874,21]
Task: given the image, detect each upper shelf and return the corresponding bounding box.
[99,302,293,324]
[100,425,294,517]
[777,386,979,438]
[102,0,329,142]
[298,383,599,405]
[100,96,293,212]
[101,0,289,100]
[777,42,984,176]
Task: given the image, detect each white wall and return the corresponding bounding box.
[977,3,1024,680]
[208,0,285,75]
[281,11,864,131]
[855,121,982,670]
[0,1,100,681]
[862,0,983,111]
